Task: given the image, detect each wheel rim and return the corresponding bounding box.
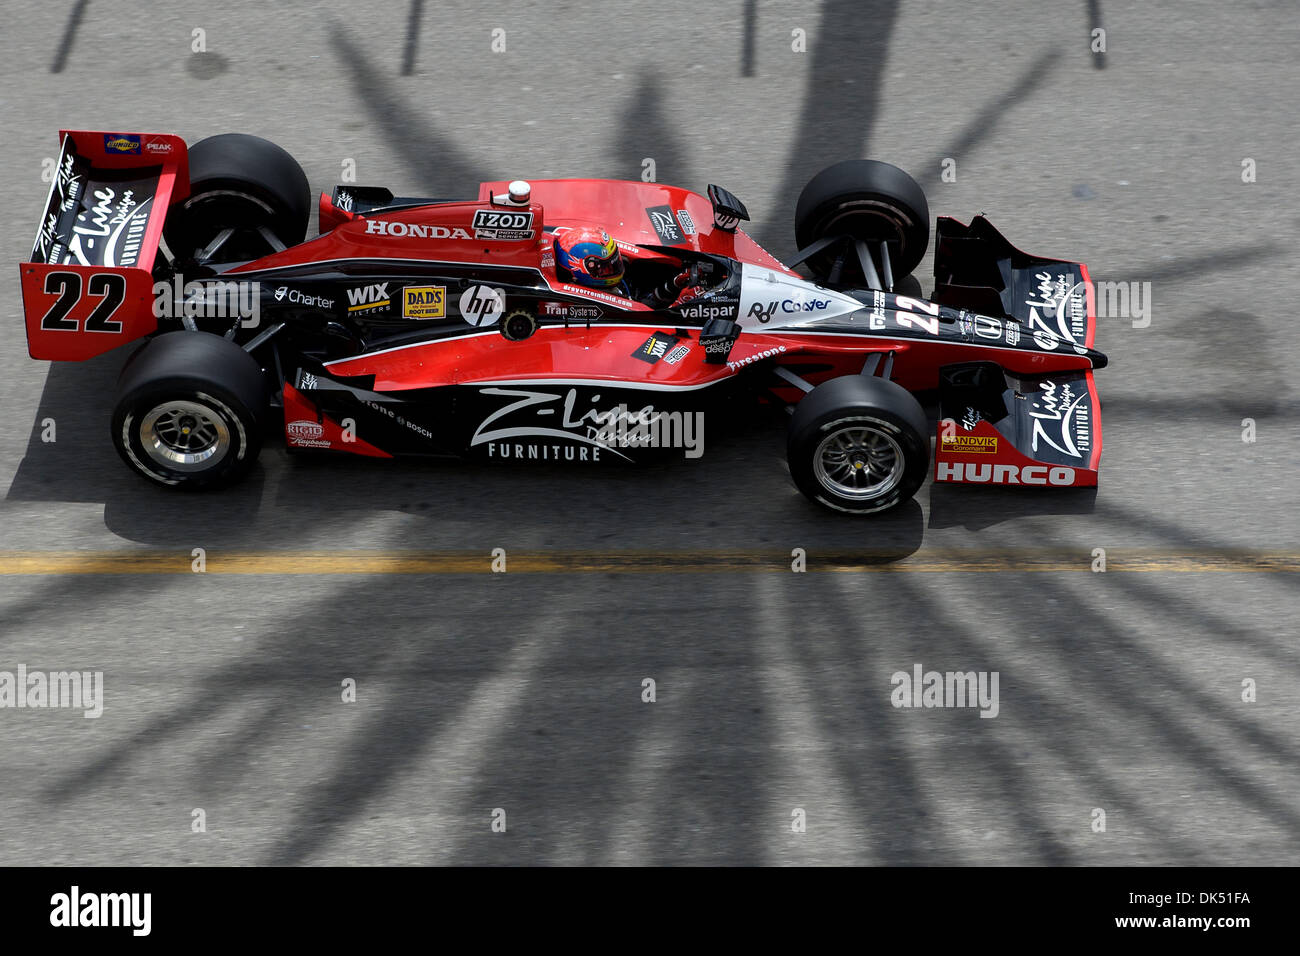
[809,198,915,279]
[139,400,231,471]
[172,190,281,262]
[813,424,904,501]
[817,199,911,246]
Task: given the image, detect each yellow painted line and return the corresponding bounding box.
[0,550,1295,575]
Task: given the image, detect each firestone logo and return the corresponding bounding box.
[364,219,472,240]
[727,344,787,371]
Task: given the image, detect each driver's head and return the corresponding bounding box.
[554,226,624,289]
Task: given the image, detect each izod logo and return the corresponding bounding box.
[472,209,534,239]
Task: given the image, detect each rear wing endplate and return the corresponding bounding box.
[21,130,189,360]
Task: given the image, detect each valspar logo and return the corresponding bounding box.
[50,886,151,936]
[937,462,1076,485]
[365,219,472,240]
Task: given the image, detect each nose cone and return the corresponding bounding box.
[736,262,864,330]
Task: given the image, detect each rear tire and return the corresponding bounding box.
[111,332,268,489]
[795,160,929,286]
[164,133,310,263]
[787,375,930,514]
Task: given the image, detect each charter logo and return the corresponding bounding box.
[50,886,151,936]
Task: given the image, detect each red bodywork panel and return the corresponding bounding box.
[22,130,188,361]
[932,410,1100,488]
[282,383,392,457]
[232,199,551,275]
[252,178,793,282]
[327,326,1097,394]
[479,178,796,275]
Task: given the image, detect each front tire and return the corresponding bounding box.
[787,375,930,514]
[111,332,268,489]
[795,159,930,286]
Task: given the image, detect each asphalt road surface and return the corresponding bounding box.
[0,0,1297,866]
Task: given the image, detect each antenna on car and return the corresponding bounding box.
[491,180,532,207]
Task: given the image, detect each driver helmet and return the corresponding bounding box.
[554,226,624,289]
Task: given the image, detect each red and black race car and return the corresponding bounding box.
[20,130,1105,513]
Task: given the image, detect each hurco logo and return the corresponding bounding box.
[939,435,998,454]
[364,219,473,239]
[937,462,1076,485]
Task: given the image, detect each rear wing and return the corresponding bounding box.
[21,130,189,360]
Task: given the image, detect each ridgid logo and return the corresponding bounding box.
[50,886,151,936]
[0,665,103,718]
[890,664,999,718]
